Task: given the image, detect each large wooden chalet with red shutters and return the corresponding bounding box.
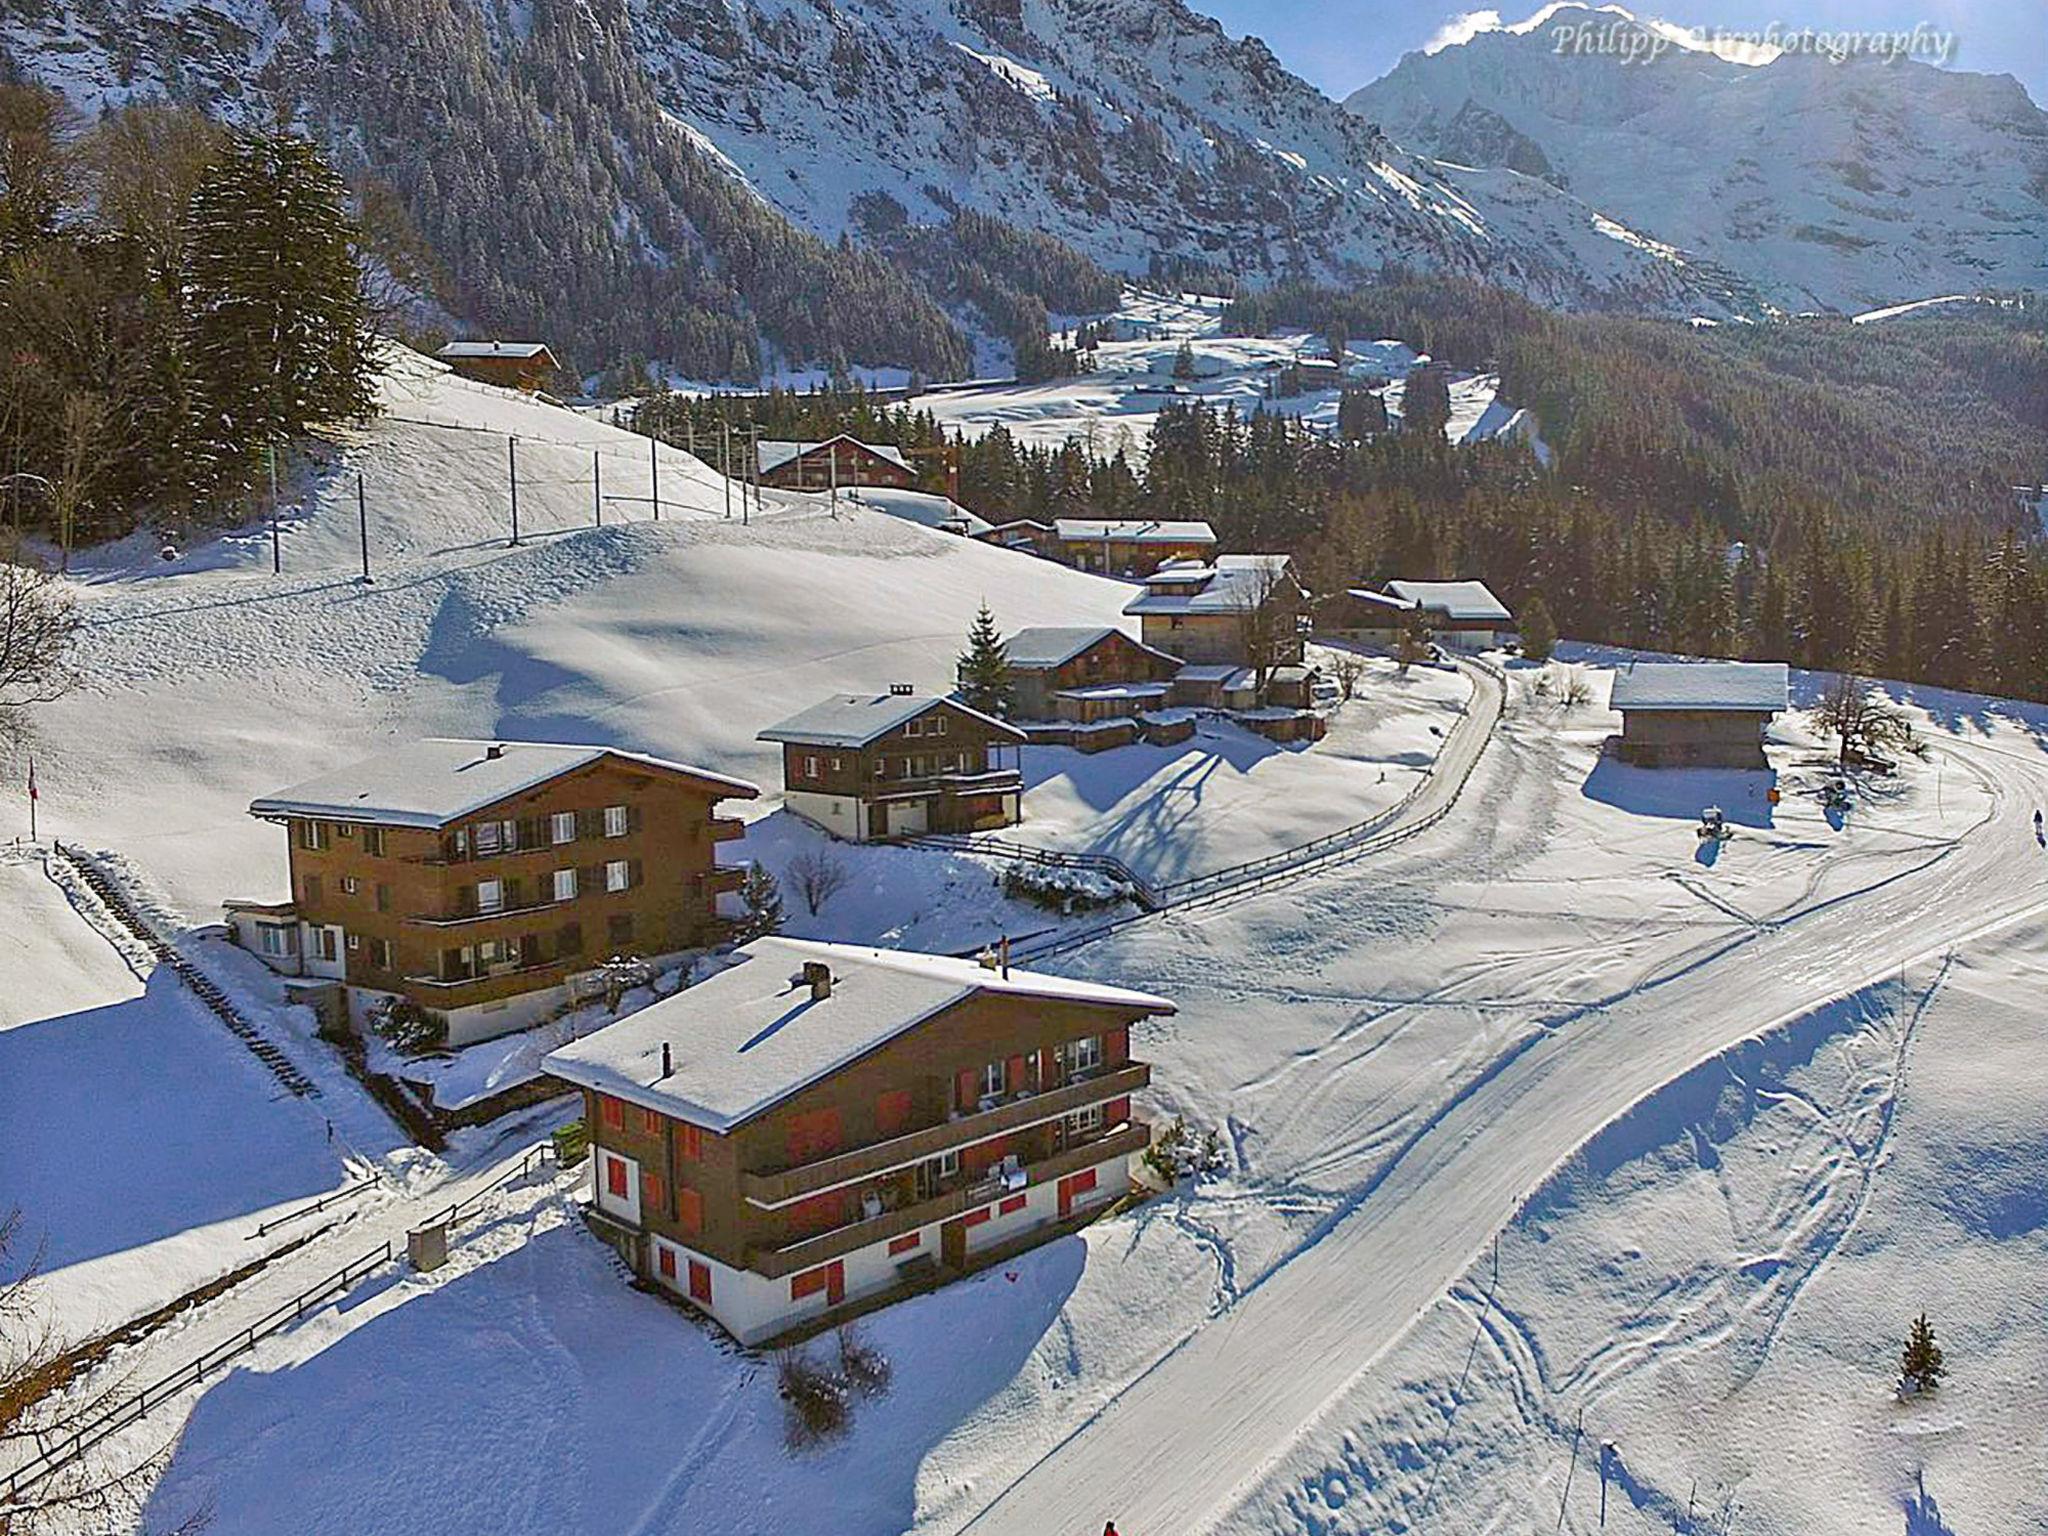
[543,937,1171,1344]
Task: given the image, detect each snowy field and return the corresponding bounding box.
[8,346,2047,1535]
[906,289,1534,459]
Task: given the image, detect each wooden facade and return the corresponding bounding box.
[436,342,559,392]
[758,436,919,491]
[1007,630,1182,721]
[1613,708,1774,769]
[768,696,1026,842]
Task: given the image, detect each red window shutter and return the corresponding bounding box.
[688,1259,712,1304]
[956,1068,979,1110]
[599,1095,624,1130]
[1005,1055,1027,1092]
[644,1172,666,1217]
[999,1194,1027,1216]
[1038,1046,1059,1084]
[605,1156,628,1199]
[876,1089,913,1137]
[1105,1027,1129,1066]
[785,1109,843,1164]
[791,1265,831,1301]
[1072,1168,1097,1196]
[962,1206,992,1228]
[827,1261,844,1306]
[678,1123,703,1162]
[677,1186,702,1234]
[1107,1096,1131,1125]
[657,1245,677,1280]
[887,1232,921,1256]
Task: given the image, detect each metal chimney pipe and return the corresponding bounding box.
[660,1042,672,1079]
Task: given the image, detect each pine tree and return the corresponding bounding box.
[956,600,1014,717]
[733,862,785,943]
[1170,342,1197,381]
[1520,593,1558,662]
[1900,1313,1945,1395]
[183,128,376,506]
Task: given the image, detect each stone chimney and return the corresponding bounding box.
[802,960,833,1000]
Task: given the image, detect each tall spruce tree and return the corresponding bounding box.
[184,128,375,507]
[956,600,1014,718]
[1519,593,1558,661]
[1900,1313,1944,1394]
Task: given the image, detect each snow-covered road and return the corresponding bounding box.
[955,726,2048,1534]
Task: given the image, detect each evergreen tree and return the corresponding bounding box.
[956,600,1014,717]
[1170,341,1197,381]
[1900,1313,1945,1395]
[1402,363,1452,440]
[733,861,785,943]
[184,128,376,504]
[1520,593,1558,661]
[1336,386,1388,440]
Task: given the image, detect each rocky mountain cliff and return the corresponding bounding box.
[1345,3,2048,314]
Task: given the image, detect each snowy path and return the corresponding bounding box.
[954,731,2048,1534]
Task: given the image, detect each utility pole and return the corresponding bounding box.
[357,473,371,583]
[508,435,520,546]
[721,421,732,520]
[268,441,281,574]
[828,434,838,519]
[593,450,602,527]
[650,432,660,521]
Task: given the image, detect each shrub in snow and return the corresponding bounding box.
[1899,1312,1945,1396]
[1001,861,1132,914]
[836,1325,892,1399]
[777,1349,850,1450]
[367,995,446,1057]
[1144,1116,1227,1185]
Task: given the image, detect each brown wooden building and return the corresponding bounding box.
[435,340,560,392]
[1608,661,1789,768]
[1051,518,1217,577]
[997,626,1183,722]
[543,937,1173,1344]
[757,436,918,491]
[1122,555,1309,671]
[757,690,1026,841]
[231,741,757,1045]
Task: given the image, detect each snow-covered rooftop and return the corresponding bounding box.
[248,740,758,829]
[1608,661,1790,713]
[1384,580,1512,624]
[542,937,1175,1131]
[1346,587,1418,612]
[1003,626,1118,670]
[757,436,911,476]
[1123,555,1297,616]
[844,487,993,538]
[436,341,554,360]
[757,693,1023,749]
[1053,519,1216,544]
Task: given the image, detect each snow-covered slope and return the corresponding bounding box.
[1346,2,2048,313]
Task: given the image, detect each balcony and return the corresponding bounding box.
[405,896,565,928]
[401,954,578,1007]
[709,817,747,843]
[746,1121,1151,1279]
[739,1062,1150,1209]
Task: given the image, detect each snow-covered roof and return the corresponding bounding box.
[1173,664,1256,688]
[1608,661,1790,713]
[437,341,554,361]
[1003,626,1118,669]
[1345,587,1418,612]
[1384,580,1512,624]
[1145,565,1218,584]
[249,740,758,829]
[1123,555,1298,616]
[541,938,1175,1132]
[1053,519,1217,544]
[1055,681,1171,701]
[757,436,911,475]
[844,487,992,538]
[757,693,1025,749]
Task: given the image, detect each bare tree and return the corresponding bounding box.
[1,1208,211,1535]
[1232,557,1302,698]
[1327,650,1368,703]
[1394,609,1430,675]
[0,535,78,746]
[1815,674,1925,768]
[787,846,851,916]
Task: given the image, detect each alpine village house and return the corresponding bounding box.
[228,740,758,1044]
[542,937,1173,1344]
[755,436,919,492]
[758,689,1027,841]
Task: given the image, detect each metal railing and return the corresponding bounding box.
[907,834,1163,910]
[251,1174,382,1239]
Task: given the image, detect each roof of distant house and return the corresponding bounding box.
[844,487,993,538]
[1384,580,1512,624]
[1052,519,1216,544]
[1608,661,1790,713]
[542,937,1175,1131]
[436,340,555,361]
[249,740,758,828]
[757,693,1025,749]
[1346,587,1418,612]
[1123,554,1298,616]
[1002,626,1177,671]
[757,436,911,476]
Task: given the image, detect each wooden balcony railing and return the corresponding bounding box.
[738,1062,1149,1209]
[745,1121,1150,1279]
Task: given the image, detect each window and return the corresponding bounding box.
[888,1232,921,1257]
[1065,1103,1105,1138]
[677,1122,703,1161]
[476,878,504,914]
[599,1095,624,1129]
[346,932,361,952]
[339,876,358,895]
[829,756,842,773]
[605,1155,629,1199]
[981,1061,1006,1100]
[303,874,322,905]
[474,820,503,856]
[934,715,948,736]
[999,1193,1027,1216]
[363,826,386,857]
[338,824,355,839]
[677,1186,702,1234]
[656,1244,677,1281]
[297,820,327,851]
[477,937,512,966]
[607,913,635,947]
[605,859,630,893]
[552,868,578,903]
[909,755,926,778]
[550,811,577,845]
[604,804,629,838]
[936,1148,959,1178]
[369,937,394,970]
[1063,1035,1103,1075]
[375,882,390,913]
[316,928,339,962]
[872,758,887,780]
[803,755,821,779]
[259,925,294,958]
[904,718,924,738]
[688,1258,711,1304]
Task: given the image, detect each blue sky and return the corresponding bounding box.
[1183,0,2047,105]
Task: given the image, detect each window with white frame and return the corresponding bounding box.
[297,820,327,851]
[550,811,577,845]
[980,1060,1006,1100]
[803,755,821,779]
[872,758,888,779]
[474,820,503,855]
[605,859,630,893]
[934,715,948,736]
[553,868,578,902]
[1064,1103,1105,1137]
[477,878,504,913]
[903,718,924,737]
[259,925,294,957]
[604,804,629,838]
[1063,1034,1103,1075]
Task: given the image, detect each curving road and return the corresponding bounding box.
[956,719,2048,1534]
